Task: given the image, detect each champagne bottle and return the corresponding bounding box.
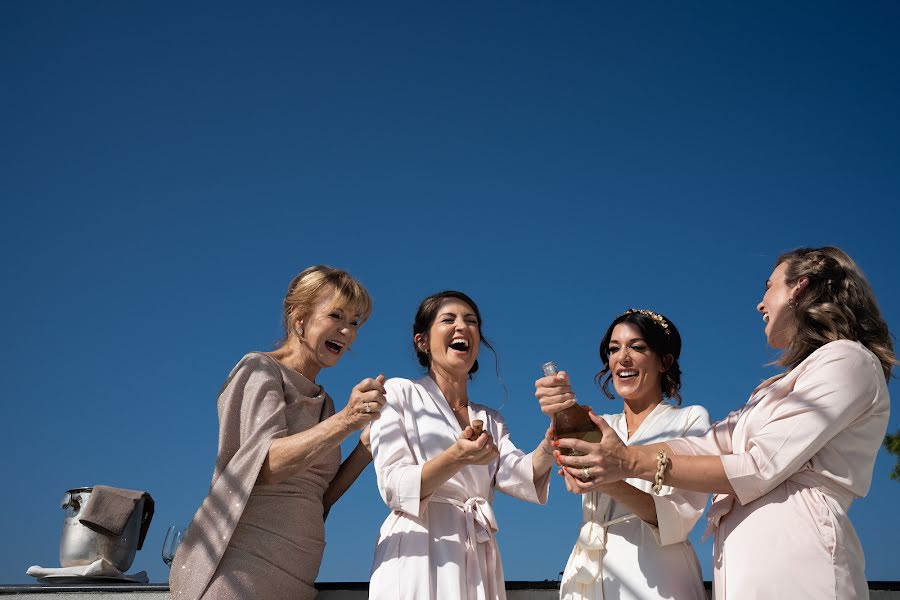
[542,361,602,456]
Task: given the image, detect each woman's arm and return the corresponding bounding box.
[323,439,372,518]
[531,429,556,481]
[556,416,736,496]
[259,376,386,485]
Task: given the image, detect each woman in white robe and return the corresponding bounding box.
[539,309,709,600]
[545,247,894,599]
[369,290,555,600]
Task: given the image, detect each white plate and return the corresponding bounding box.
[35,574,148,584]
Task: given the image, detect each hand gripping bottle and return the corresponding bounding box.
[541,361,602,456]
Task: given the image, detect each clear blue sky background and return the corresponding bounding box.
[2,1,898,586]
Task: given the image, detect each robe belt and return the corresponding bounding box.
[703,470,857,541]
[569,491,638,589]
[431,495,499,600]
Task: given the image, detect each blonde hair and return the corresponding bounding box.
[777,246,896,380]
[281,265,372,342]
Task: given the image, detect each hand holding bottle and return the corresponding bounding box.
[539,361,602,456]
[535,369,577,416]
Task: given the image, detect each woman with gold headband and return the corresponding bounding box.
[536,309,709,600]
[171,266,384,600]
[540,247,893,599]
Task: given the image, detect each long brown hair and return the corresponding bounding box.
[777,246,896,379]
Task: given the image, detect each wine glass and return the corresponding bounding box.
[161,526,186,567]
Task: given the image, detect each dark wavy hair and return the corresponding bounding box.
[412,290,497,379]
[776,246,896,380]
[595,310,683,404]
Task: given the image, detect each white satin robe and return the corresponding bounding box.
[666,340,890,599]
[560,403,710,600]
[369,376,550,600]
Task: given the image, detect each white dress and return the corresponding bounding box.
[560,403,710,600]
[369,376,551,600]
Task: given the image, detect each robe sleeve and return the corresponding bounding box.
[492,410,550,505]
[645,405,712,546]
[371,379,427,517]
[718,342,881,505]
[665,405,740,458]
[170,353,289,600]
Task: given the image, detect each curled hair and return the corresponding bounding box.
[412,290,497,380]
[595,310,683,404]
[280,265,372,343]
[776,246,896,380]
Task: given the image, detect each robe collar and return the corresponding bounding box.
[611,401,672,445]
[417,375,470,435]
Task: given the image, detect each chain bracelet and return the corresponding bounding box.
[652,450,670,495]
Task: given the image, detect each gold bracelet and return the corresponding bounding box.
[652,450,670,495]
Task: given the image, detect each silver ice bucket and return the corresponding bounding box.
[59,487,147,572]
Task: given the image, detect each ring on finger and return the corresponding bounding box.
[581,467,593,480]
[364,403,371,414]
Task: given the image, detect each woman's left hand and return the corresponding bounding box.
[555,413,633,492]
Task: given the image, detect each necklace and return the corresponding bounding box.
[451,403,469,413]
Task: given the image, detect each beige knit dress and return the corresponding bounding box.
[170,352,340,600]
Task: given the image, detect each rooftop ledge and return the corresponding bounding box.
[1,582,899,599]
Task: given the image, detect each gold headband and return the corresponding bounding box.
[623,308,671,335]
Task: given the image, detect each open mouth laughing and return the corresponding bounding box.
[616,369,639,380]
[448,337,470,354]
[324,339,345,355]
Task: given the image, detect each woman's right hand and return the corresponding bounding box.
[451,427,499,466]
[535,371,576,416]
[340,374,387,431]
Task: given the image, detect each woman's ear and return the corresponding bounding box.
[414,333,428,353]
[792,275,810,300]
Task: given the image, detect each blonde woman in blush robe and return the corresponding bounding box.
[536,309,708,600]
[542,247,893,600]
[170,266,385,600]
[369,290,556,600]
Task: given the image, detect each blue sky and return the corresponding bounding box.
[2,1,898,585]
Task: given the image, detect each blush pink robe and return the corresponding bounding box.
[369,376,551,600]
[666,340,890,599]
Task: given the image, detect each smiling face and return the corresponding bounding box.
[297,289,362,370]
[416,298,481,377]
[757,261,801,349]
[607,322,666,403]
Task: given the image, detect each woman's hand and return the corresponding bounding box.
[451,427,499,466]
[340,374,387,432]
[555,413,635,492]
[535,371,577,417]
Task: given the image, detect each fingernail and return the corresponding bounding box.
[552,440,560,447]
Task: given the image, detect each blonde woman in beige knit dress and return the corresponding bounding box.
[170,266,385,600]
